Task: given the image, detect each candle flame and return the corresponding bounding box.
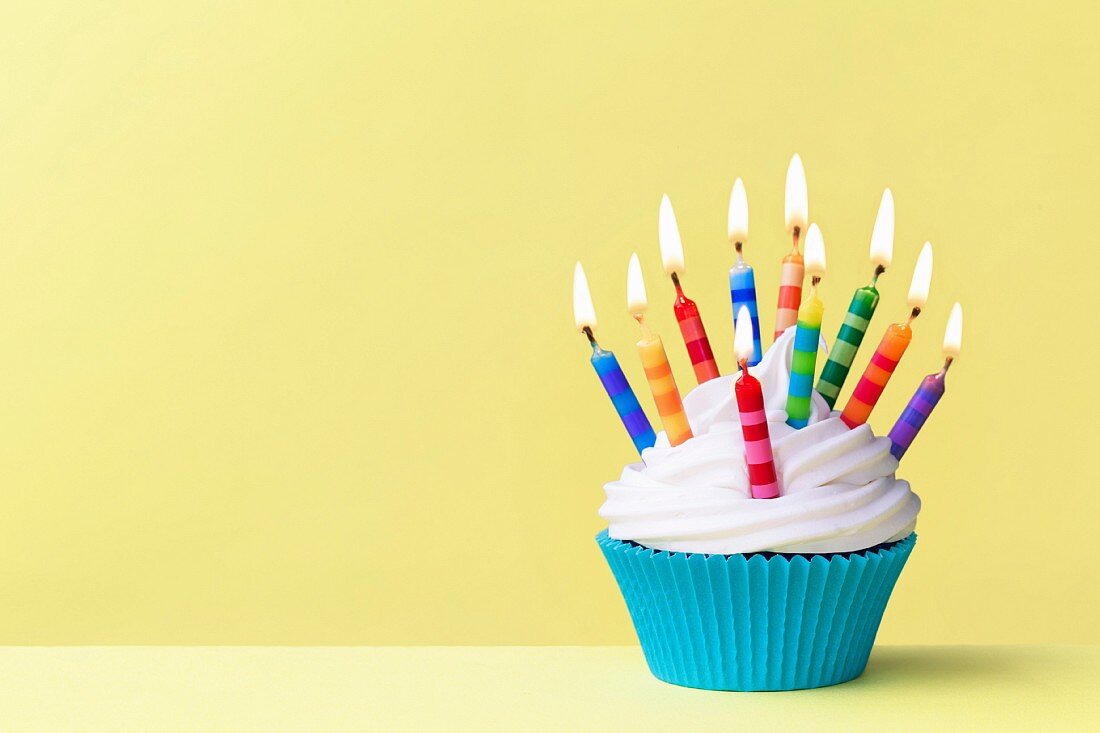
[572,261,597,331]
[727,178,748,243]
[735,305,754,362]
[943,302,963,358]
[869,188,894,267]
[626,252,648,316]
[785,154,808,235]
[658,194,685,275]
[804,223,826,277]
[907,241,933,308]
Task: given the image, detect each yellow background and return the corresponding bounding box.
[0,1,1094,644]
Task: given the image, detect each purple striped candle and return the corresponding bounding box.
[888,303,963,460]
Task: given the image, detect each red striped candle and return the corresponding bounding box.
[734,306,778,499]
[672,274,720,384]
[659,193,720,385]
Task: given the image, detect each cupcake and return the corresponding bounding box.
[597,328,920,691]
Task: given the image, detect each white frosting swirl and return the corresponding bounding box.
[599,328,920,554]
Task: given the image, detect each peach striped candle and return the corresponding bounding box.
[628,253,693,446]
[775,154,808,340]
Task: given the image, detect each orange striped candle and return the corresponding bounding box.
[840,242,934,429]
[775,154,808,340]
[628,253,693,446]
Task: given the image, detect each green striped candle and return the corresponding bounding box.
[815,274,881,408]
[815,188,894,409]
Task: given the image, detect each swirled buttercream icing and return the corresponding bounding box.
[599,328,920,554]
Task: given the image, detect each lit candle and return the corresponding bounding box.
[728,178,762,366]
[785,223,826,429]
[734,306,779,499]
[774,154,808,340]
[888,303,963,459]
[840,242,934,429]
[816,189,895,408]
[627,253,693,447]
[574,262,657,454]
[659,194,720,384]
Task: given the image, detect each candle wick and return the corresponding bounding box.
[583,326,597,347]
[670,272,685,297]
[940,356,954,376]
[734,240,744,259]
[633,313,652,340]
[907,306,921,325]
[871,264,885,287]
[738,358,748,381]
[811,275,822,288]
[791,228,801,253]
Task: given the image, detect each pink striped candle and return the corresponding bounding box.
[734,306,778,499]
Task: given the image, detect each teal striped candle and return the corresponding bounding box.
[816,189,894,409]
[815,273,881,409]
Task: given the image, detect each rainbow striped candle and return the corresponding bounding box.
[628,254,693,446]
[815,190,894,409]
[888,303,963,459]
[840,243,934,429]
[728,178,762,365]
[659,194,720,384]
[574,263,657,454]
[775,154,808,340]
[734,307,778,499]
[785,224,826,429]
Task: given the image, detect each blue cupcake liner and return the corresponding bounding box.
[597,530,916,691]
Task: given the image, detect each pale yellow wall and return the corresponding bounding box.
[0,1,1094,643]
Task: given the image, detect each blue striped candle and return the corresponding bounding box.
[591,342,657,453]
[727,179,762,365]
[729,257,762,366]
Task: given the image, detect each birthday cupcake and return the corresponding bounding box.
[579,163,959,691]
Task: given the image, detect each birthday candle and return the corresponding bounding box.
[785,224,826,429]
[734,307,779,499]
[727,178,762,365]
[659,194,720,384]
[840,243,934,429]
[774,154,808,340]
[816,189,895,408]
[627,254,693,446]
[573,263,657,454]
[888,303,963,459]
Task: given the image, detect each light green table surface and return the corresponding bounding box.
[0,646,1095,731]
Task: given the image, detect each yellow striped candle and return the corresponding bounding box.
[775,153,808,340]
[785,224,826,429]
[628,254,693,446]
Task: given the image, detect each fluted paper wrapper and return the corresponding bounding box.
[598,530,916,691]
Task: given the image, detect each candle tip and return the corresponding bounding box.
[734,305,755,362]
[658,194,685,275]
[728,177,749,243]
[804,223,826,277]
[626,252,648,316]
[907,241,933,308]
[785,154,808,235]
[573,261,598,332]
[870,188,894,267]
[943,302,963,358]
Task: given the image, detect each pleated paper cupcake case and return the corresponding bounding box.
[597,530,916,691]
